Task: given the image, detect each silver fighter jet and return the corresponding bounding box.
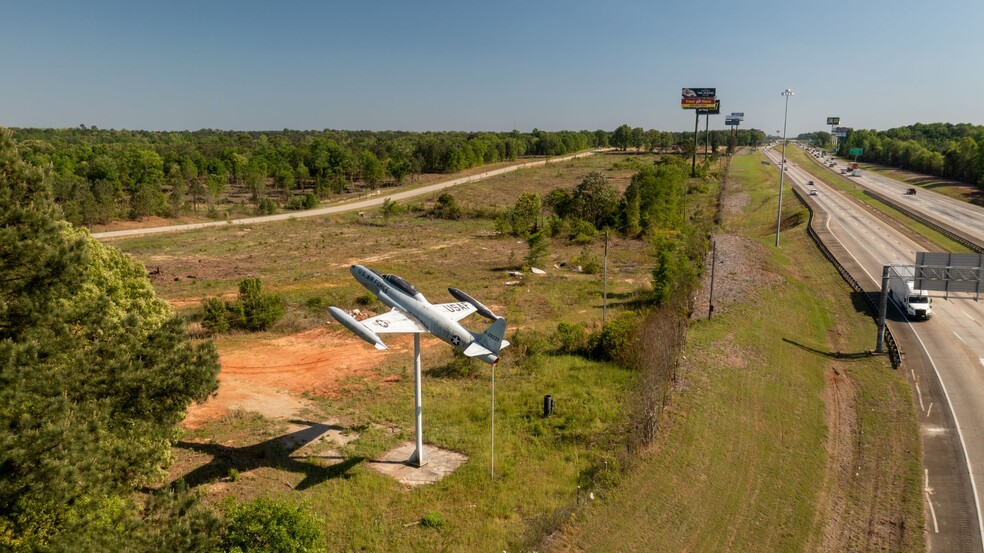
[328,265,509,365]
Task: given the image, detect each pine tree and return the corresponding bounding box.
[0,127,221,550]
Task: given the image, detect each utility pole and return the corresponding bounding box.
[602,230,609,327]
[774,89,794,247]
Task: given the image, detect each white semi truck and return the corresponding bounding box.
[888,263,932,320]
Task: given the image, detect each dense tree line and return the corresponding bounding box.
[9,127,606,226]
[10,125,764,227]
[608,124,765,154]
[836,123,984,186]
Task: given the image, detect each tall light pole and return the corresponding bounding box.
[774,89,794,247]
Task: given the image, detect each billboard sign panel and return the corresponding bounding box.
[833,126,851,137]
[725,118,740,125]
[730,112,744,120]
[682,98,718,109]
[826,117,840,125]
[682,88,716,98]
[697,100,721,115]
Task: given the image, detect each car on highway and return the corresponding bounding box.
[809,189,818,196]
[807,180,814,185]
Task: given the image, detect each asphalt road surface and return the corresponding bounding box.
[766,146,984,552]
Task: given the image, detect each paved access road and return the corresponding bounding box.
[766,146,984,552]
[93,151,601,240]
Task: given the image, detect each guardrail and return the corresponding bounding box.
[861,188,984,253]
[792,188,903,368]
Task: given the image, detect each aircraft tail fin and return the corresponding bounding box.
[472,316,507,355]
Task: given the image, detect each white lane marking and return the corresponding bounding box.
[916,383,925,411]
[926,469,940,533]
[927,402,934,418]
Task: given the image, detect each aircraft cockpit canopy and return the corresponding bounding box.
[382,273,419,297]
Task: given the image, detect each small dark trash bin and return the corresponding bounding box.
[543,394,554,417]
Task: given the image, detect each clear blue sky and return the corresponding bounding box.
[2,0,981,136]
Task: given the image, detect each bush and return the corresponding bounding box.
[202,296,229,333]
[573,249,601,275]
[221,497,324,553]
[257,197,277,215]
[200,278,285,334]
[590,312,642,367]
[429,192,462,220]
[287,193,319,210]
[237,278,286,331]
[571,220,598,244]
[552,321,589,355]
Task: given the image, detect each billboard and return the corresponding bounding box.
[681,87,716,109]
[682,98,718,109]
[826,117,840,125]
[682,87,716,98]
[730,112,744,120]
[833,126,852,137]
[697,100,721,115]
[725,118,740,126]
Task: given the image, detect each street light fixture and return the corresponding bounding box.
[775,88,794,247]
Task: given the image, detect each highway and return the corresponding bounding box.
[765,146,984,552]
[809,151,984,246]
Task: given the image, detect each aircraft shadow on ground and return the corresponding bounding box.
[781,338,874,360]
[173,420,362,491]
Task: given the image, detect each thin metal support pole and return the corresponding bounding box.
[411,333,425,466]
[602,230,609,327]
[490,362,495,480]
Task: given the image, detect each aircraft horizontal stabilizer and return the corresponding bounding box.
[462,341,493,358]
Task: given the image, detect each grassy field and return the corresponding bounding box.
[555,150,924,552]
[786,147,972,253]
[116,151,690,550]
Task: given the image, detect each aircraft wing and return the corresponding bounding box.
[433,301,477,322]
[361,308,427,334]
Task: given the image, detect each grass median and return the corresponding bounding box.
[555,150,923,552]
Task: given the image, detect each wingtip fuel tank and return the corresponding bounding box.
[327,306,388,350]
[448,288,498,321]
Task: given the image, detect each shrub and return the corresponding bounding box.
[571,220,598,244]
[590,312,642,367]
[200,278,285,334]
[237,278,286,331]
[553,321,588,355]
[429,192,462,220]
[573,249,600,274]
[257,197,277,215]
[221,497,324,553]
[201,296,229,333]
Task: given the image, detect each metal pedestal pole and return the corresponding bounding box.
[409,334,427,466]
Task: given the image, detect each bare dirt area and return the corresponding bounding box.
[806,363,861,551]
[183,326,409,428]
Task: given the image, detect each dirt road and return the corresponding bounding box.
[93,151,601,240]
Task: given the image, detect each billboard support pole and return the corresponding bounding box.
[692,110,699,176]
[704,113,710,160]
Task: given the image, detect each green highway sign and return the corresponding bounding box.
[849,147,863,156]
